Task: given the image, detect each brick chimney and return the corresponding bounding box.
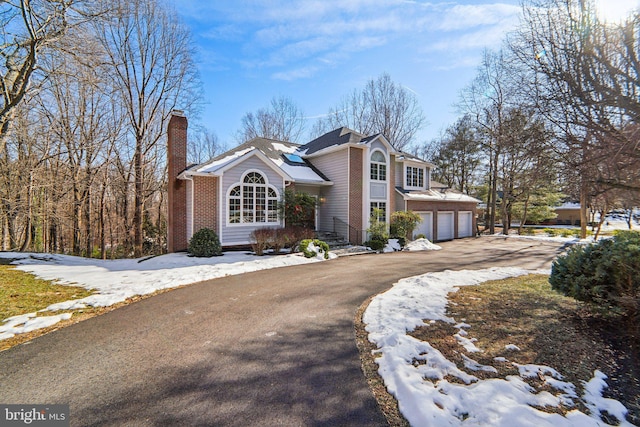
[167,110,188,252]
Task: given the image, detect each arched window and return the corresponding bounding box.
[228,172,279,224]
[370,151,387,181]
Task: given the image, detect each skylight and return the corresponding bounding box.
[284,153,305,164]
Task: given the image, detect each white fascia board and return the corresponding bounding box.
[301,142,363,159]
[217,150,293,181]
[294,179,334,186]
[178,170,220,179]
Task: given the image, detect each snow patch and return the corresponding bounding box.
[363,267,632,426]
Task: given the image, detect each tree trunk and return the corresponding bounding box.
[19,172,34,252]
[580,178,589,239]
[489,148,499,235]
[100,180,107,259]
[133,140,144,257]
[72,182,82,256]
[519,195,531,235]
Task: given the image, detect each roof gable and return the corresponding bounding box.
[182,137,330,185]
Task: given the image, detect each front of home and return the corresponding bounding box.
[167,111,480,251]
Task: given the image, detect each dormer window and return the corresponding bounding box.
[406,166,424,188]
[370,151,387,181]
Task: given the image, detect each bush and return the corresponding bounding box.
[270,228,289,254]
[367,208,389,252]
[299,239,330,259]
[367,236,387,251]
[283,225,315,252]
[544,228,558,237]
[188,228,222,257]
[390,211,422,240]
[520,227,535,236]
[250,228,274,256]
[249,226,315,255]
[279,189,316,228]
[560,228,573,238]
[550,231,640,322]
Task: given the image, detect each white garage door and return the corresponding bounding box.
[414,212,433,241]
[437,212,454,241]
[458,211,473,238]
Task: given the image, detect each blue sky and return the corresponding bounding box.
[170,0,523,148]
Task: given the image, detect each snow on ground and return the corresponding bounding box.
[0,248,335,340]
[384,238,442,252]
[0,236,444,341]
[363,267,633,427]
[2,234,632,425]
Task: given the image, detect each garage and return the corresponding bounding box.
[458,211,473,238]
[437,212,454,241]
[413,212,433,241]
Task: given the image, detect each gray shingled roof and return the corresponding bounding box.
[299,127,366,155]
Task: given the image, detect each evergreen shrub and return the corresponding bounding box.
[188,228,222,257]
[367,208,389,251]
[549,231,640,321]
[390,211,422,241]
[300,239,330,259]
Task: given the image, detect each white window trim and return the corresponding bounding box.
[226,169,280,227]
[366,148,390,229]
[370,201,388,222]
[404,164,425,190]
[370,149,388,182]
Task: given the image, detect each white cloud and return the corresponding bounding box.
[272,66,320,81]
[173,0,523,79]
[435,3,521,31]
[427,26,510,53]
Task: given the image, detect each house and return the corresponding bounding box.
[552,202,581,226]
[167,111,480,251]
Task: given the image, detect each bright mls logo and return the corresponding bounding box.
[1,405,69,426]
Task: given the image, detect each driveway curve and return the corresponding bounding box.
[0,237,568,426]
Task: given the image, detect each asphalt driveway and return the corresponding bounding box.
[0,237,568,426]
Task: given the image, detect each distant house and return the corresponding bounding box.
[553,202,581,226]
[167,112,480,251]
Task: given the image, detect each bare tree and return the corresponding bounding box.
[510,0,640,236]
[39,28,119,256]
[313,73,426,151]
[0,0,99,151]
[95,0,201,257]
[188,126,223,164]
[237,96,305,143]
[458,49,519,234]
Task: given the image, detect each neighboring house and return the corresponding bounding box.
[167,111,480,251]
[552,202,581,226]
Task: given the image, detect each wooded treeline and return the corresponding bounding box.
[425,0,640,237]
[0,0,201,257]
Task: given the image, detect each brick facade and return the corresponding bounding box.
[348,147,363,244]
[167,112,188,252]
[193,176,219,235]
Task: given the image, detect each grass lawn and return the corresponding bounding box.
[0,264,94,321]
[0,263,101,351]
[357,274,639,426]
[0,262,175,352]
